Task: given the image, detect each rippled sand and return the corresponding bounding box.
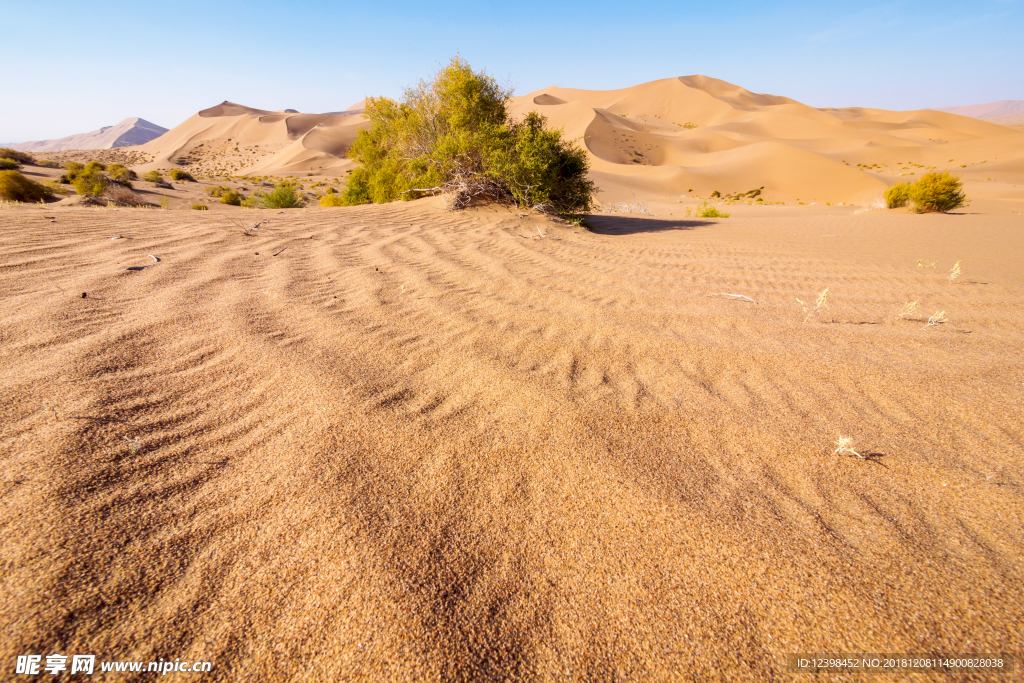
[1,202,1021,680]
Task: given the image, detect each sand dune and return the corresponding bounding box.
[508,76,1024,206]
[8,118,168,153]
[1,198,1022,679]
[136,101,369,177]
[935,100,1024,127]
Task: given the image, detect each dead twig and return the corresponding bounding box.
[273,246,288,257]
[709,293,757,304]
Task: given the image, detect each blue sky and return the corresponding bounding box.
[2,0,1022,141]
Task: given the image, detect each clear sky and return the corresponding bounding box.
[2,0,1022,142]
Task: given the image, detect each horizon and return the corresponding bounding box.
[3,0,1023,141]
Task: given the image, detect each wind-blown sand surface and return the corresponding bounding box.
[1,202,1022,680]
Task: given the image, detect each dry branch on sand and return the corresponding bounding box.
[922,310,948,330]
[834,435,866,459]
[709,293,757,304]
[797,288,830,322]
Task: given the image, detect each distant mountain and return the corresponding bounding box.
[8,118,168,152]
[932,100,1024,126]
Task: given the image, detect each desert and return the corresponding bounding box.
[2,37,1024,683]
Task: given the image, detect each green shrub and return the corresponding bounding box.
[0,148,34,165]
[207,185,227,197]
[0,170,53,202]
[220,189,242,206]
[342,55,595,217]
[884,182,911,208]
[36,159,60,168]
[73,169,108,196]
[143,170,164,183]
[83,161,106,174]
[169,169,194,182]
[64,162,85,181]
[0,158,20,170]
[191,203,209,210]
[263,184,305,208]
[106,163,135,185]
[909,172,967,213]
[696,201,729,218]
[320,193,346,207]
[240,194,264,209]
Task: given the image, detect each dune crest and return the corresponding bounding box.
[508,76,1024,205]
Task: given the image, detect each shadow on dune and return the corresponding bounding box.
[586,215,713,235]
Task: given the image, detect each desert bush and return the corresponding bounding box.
[909,172,967,213]
[262,184,304,208]
[696,201,729,218]
[102,184,147,207]
[0,170,53,202]
[240,194,264,209]
[64,162,85,181]
[0,148,34,164]
[342,55,595,217]
[73,169,108,196]
[169,169,194,182]
[191,203,209,210]
[207,185,227,197]
[106,163,136,185]
[83,161,106,174]
[0,158,20,170]
[36,159,60,168]
[220,189,242,206]
[142,170,164,183]
[319,193,346,207]
[884,181,911,208]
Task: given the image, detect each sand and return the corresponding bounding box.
[1,198,1022,680]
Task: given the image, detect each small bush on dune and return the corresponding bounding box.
[36,159,60,168]
[106,163,136,185]
[909,172,967,213]
[0,170,53,202]
[73,169,108,196]
[220,189,242,206]
[0,158,21,170]
[263,184,304,208]
[142,170,164,183]
[320,193,346,207]
[696,201,730,218]
[0,148,34,165]
[884,181,911,208]
[191,203,209,210]
[103,184,147,207]
[240,194,264,209]
[169,169,194,182]
[83,161,106,174]
[207,185,228,197]
[64,162,85,181]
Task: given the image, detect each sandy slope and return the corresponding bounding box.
[135,102,369,178]
[9,118,168,153]
[1,200,1022,680]
[508,76,1024,206]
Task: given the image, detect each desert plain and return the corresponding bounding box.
[2,76,1024,681]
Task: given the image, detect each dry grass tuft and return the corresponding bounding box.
[834,434,865,459]
[947,261,962,283]
[797,288,830,323]
[916,259,937,269]
[922,310,948,330]
[898,301,919,319]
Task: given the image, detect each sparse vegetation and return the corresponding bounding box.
[262,184,304,209]
[0,148,34,165]
[947,261,962,283]
[103,184,148,207]
[0,170,53,202]
[169,169,195,182]
[797,288,830,323]
[923,310,948,330]
[106,163,136,186]
[191,203,209,210]
[884,181,911,208]
[220,190,242,206]
[834,435,865,459]
[897,301,919,319]
[910,172,967,213]
[143,170,164,183]
[319,194,346,207]
[36,159,60,168]
[695,201,729,218]
[73,168,108,197]
[342,56,595,218]
[0,158,21,170]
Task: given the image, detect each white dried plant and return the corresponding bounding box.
[797,288,830,323]
[897,301,919,319]
[947,261,962,283]
[922,310,948,330]
[834,434,865,459]
[916,259,937,269]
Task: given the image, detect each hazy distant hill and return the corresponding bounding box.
[933,100,1024,126]
[8,118,168,152]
